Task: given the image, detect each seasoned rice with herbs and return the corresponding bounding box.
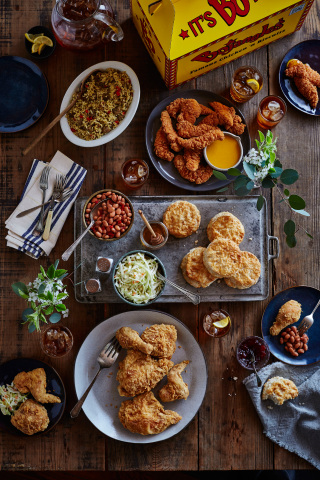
[67,68,133,141]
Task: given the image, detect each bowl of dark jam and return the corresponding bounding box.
[236,335,270,371]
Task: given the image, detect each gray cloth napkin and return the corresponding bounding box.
[243,361,320,469]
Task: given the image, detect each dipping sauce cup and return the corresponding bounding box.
[204,132,243,172]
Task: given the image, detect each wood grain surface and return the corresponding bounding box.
[0,0,319,472]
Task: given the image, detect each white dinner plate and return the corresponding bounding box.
[60,61,140,147]
[74,310,207,443]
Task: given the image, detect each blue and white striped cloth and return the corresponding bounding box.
[5,151,87,259]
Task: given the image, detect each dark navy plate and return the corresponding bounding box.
[145,90,250,192]
[0,358,66,436]
[279,40,320,116]
[0,56,49,132]
[262,286,320,365]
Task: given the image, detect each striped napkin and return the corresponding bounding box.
[5,151,87,259]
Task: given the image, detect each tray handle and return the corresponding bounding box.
[268,235,280,261]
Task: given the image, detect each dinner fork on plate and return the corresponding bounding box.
[34,165,50,233]
[42,174,66,241]
[298,298,320,335]
[70,336,122,419]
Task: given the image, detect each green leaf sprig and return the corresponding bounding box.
[11,260,68,333]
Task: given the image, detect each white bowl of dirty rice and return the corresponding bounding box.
[60,61,140,147]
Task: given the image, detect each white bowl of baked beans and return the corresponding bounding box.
[82,189,134,241]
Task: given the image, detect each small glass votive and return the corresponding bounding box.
[140,222,169,250]
[257,95,286,129]
[40,324,73,358]
[96,257,113,273]
[236,336,270,371]
[121,158,149,189]
[85,278,101,294]
[203,309,231,338]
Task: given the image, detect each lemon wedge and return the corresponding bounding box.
[25,32,44,43]
[33,35,53,47]
[213,317,230,329]
[37,43,47,55]
[31,43,39,53]
[286,58,301,68]
[246,78,260,93]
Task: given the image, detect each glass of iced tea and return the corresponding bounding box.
[203,309,231,338]
[230,66,263,103]
[121,158,149,189]
[257,96,286,129]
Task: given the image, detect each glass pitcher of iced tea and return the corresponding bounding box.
[51,0,124,51]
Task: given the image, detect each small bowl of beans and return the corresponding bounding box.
[82,189,134,241]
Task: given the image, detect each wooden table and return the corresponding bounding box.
[1,0,319,472]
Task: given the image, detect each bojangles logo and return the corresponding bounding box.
[191,18,285,63]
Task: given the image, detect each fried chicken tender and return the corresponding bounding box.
[184,148,202,172]
[198,113,220,127]
[174,154,213,184]
[209,101,234,128]
[269,300,302,336]
[159,361,190,402]
[13,368,61,404]
[199,104,215,115]
[177,127,224,150]
[154,127,174,162]
[116,327,154,355]
[166,98,186,118]
[285,62,320,108]
[227,114,246,135]
[208,102,246,134]
[176,120,214,139]
[116,349,174,397]
[177,99,201,124]
[141,324,177,358]
[11,399,49,435]
[160,110,181,152]
[119,391,182,435]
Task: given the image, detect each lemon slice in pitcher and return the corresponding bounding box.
[246,78,260,93]
[212,317,230,329]
[33,36,53,47]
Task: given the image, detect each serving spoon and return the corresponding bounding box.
[22,69,101,156]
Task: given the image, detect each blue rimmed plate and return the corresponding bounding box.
[0,358,66,435]
[0,56,49,132]
[261,286,320,365]
[279,40,320,116]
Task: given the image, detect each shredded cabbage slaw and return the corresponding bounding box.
[114,252,164,304]
[0,383,29,416]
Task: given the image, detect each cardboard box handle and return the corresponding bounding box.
[148,0,181,15]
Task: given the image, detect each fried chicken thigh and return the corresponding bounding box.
[141,324,177,358]
[116,349,174,397]
[119,391,182,435]
[13,368,61,404]
[116,326,153,355]
[159,361,190,402]
[11,399,49,435]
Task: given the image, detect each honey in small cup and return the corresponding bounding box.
[204,132,243,172]
[140,221,169,250]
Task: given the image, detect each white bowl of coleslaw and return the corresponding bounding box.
[112,250,166,306]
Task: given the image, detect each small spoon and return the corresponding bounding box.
[61,200,103,262]
[23,69,101,156]
[249,350,262,387]
[138,209,164,246]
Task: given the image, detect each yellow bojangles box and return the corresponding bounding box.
[130,0,314,89]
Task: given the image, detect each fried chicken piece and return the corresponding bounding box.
[176,120,214,139]
[177,127,224,150]
[160,110,181,152]
[209,101,234,128]
[174,154,213,184]
[226,114,246,135]
[198,113,220,127]
[285,62,320,108]
[166,98,185,118]
[119,391,182,435]
[184,148,202,172]
[13,368,61,404]
[11,399,49,435]
[116,327,154,354]
[154,127,174,162]
[158,361,190,402]
[269,300,302,336]
[141,324,177,357]
[177,99,202,124]
[116,349,174,397]
[199,104,215,115]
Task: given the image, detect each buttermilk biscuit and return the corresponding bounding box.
[180,254,201,288]
[269,300,302,336]
[224,251,261,289]
[262,376,299,405]
[203,238,242,278]
[163,200,201,238]
[186,247,217,288]
[207,212,245,244]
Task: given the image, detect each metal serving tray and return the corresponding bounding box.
[73,195,279,303]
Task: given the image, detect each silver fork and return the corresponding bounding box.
[42,174,66,241]
[298,298,320,335]
[33,165,50,233]
[70,336,122,418]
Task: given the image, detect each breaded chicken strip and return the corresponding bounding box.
[119,391,181,435]
[176,120,214,139]
[159,361,190,402]
[227,114,246,135]
[154,127,174,161]
[184,148,202,172]
[174,155,213,184]
[160,110,181,152]
[269,300,302,336]
[13,368,61,404]
[209,101,234,128]
[177,127,224,150]
[285,62,320,108]
[198,113,220,127]
[116,326,154,354]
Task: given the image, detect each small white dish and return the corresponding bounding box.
[60,61,140,148]
[203,131,243,172]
